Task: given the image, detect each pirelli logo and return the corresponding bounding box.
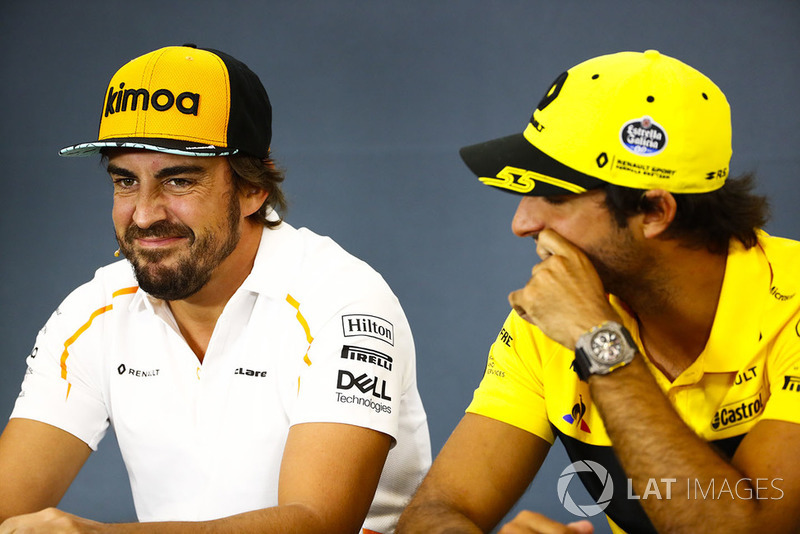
[341,345,392,371]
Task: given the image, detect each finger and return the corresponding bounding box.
[536,228,582,260]
[536,240,554,261]
[508,290,534,324]
[499,510,582,533]
[566,520,595,534]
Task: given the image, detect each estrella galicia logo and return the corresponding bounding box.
[342,314,394,346]
[710,392,764,431]
[562,395,591,433]
[783,375,800,392]
[105,83,199,117]
[337,370,391,401]
[557,460,613,517]
[620,116,667,156]
[341,345,393,371]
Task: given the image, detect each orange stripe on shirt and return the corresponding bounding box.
[286,294,314,367]
[286,294,314,345]
[60,286,138,381]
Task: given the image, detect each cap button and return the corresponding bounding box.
[644,49,661,59]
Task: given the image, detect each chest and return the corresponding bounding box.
[103,297,312,456]
[546,355,770,446]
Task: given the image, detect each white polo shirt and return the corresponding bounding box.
[11,222,431,533]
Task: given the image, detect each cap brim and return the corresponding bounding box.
[59,137,239,158]
[459,133,606,196]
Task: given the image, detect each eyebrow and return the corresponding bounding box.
[106,164,207,179]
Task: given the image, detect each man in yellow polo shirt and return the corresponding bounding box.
[397,50,800,533]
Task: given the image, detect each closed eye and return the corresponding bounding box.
[543,195,570,205]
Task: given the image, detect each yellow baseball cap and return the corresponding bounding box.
[60,45,271,158]
[461,50,732,195]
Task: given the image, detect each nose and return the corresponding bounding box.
[511,196,546,237]
[131,187,168,229]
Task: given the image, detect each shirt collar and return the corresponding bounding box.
[239,222,301,299]
[611,237,770,376]
[703,237,768,372]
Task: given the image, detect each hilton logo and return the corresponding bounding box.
[342,314,394,345]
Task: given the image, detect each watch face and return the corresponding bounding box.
[590,330,622,363]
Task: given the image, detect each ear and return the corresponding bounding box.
[640,189,677,239]
[240,188,270,218]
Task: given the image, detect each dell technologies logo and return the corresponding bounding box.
[337,370,391,401]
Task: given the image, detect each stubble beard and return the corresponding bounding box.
[584,229,673,316]
[117,194,242,301]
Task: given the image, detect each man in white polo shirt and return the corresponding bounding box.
[0,45,430,534]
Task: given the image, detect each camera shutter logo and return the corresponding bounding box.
[557,460,614,517]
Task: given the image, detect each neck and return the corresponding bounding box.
[624,244,728,381]
[168,221,264,361]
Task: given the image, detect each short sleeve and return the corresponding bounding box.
[467,311,554,444]
[289,293,414,443]
[10,287,111,450]
[761,312,800,426]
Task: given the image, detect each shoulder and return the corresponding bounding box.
[754,232,800,316]
[261,223,402,314]
[757,232,800,265]
[295,226,391,290]
[43,260,139,334]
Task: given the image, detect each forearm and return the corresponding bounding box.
[396,499,484,534]
[0,504,331,534]
[590,356,772,532]
[116,504,322,533]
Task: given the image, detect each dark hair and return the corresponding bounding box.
[603,173,770,254]
[227,154,288,228]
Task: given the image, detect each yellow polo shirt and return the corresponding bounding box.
[467,232,800,533]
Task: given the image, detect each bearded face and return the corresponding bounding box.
[117,190,241,301]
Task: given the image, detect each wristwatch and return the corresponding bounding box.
[573,321,637,381]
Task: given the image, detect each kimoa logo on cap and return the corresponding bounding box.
[104,82,200,118]
[620,116,667,156]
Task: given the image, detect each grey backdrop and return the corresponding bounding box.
[2,1,798,532]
